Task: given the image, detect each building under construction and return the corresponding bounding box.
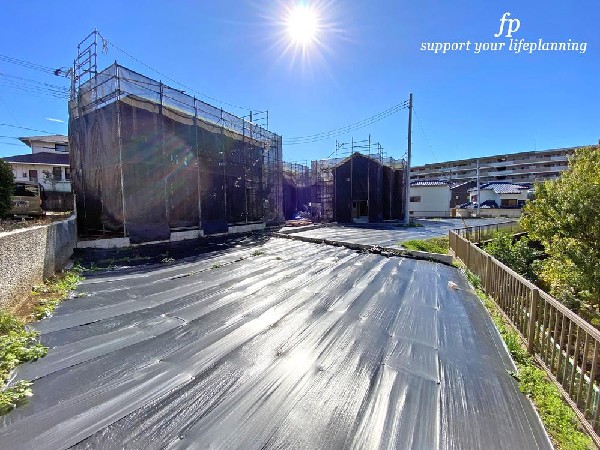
[69,63,283,243]
[305,139,406,223]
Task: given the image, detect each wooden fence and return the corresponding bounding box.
[453,220,521,243]
[450,229,600,444]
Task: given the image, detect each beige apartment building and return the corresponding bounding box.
[410,144,598,184]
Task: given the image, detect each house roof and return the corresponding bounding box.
[3,152,70,166]
[19,135,68,146]
[410,179,449,187]
[468,182,529,194]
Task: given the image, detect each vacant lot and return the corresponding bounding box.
[288,218,514,247]
[0,236,550,449]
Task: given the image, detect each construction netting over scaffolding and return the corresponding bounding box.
[69,63,283,242]
[310,138,405,223]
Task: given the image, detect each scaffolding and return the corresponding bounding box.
[282,161,310,219]
[310,136,405,223]
[69,62,283,242]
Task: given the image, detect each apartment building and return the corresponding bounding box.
[410,144,597,184]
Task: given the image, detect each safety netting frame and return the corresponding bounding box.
[69,64,283,242]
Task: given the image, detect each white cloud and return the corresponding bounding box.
[45,117,65,123]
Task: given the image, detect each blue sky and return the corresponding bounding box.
[0,0,598,165]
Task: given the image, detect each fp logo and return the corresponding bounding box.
[494,12,521,38]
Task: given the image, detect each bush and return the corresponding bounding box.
[521,146,600,311]
[0,160,14,218]
[483,232,543,282]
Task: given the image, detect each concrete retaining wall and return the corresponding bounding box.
[0,216,77,309]
[272,232,454,266]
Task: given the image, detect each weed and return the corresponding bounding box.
[251,250,265,257]
[276,256,282,260]
[0,381,33,415]
[0,310,48,415]
[211,263,223,269]
[464,269,594,450]
[401,236,449,254]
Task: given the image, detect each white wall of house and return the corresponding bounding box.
[469,189,497,204]
[29,140,69,155]
[469,189,528,206]
[409,185,451,217]
[10,163,71,193]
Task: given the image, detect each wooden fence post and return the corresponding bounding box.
[485,254,492,291]
[527,288,540,355]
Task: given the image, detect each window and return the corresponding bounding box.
[22,172,27,178]
[13,183,39,197]
[65,168,71,180]
[501,199,518,208]
[55,144,68,152]
[28,170,38,181]
[410,196,421,202]
[53,167,62,181]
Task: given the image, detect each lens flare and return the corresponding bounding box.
[286,5,318,48]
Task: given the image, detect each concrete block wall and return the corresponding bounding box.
[0,216,77,309]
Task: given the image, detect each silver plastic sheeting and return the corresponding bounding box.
[0,238,551,449]
[289,218,516,247]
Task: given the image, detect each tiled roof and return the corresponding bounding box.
[3,152,69,165]
[410,180,449,186]
[469,182,529,194]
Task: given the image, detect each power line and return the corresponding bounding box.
[0,123,59,135]
[0,93,21,127]
[0,54,58,75]
[95,32,254,112]
[283,101,409,145]
[0,73,70,99]
[413,109,437,163]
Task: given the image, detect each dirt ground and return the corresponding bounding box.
[0,214,70,233]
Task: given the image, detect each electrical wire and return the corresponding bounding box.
[283,101,409,145]
[413,109,437,163]
[0,123,58,135]
[0,54,57,75]
[96,32,254,112]
[0,93,21,127]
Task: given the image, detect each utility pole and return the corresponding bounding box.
[404,93,413,226]
[476,158,481,217]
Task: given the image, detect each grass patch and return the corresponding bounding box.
[251,250,265,257]
[0,311,47,414]
[31,270,84,320]
[1,269,83,415]
[401,236,449,254]
[465,270,594,450]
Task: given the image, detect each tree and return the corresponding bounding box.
[520,147,600,312]
[0,160,15,218]
[483,232,543,282]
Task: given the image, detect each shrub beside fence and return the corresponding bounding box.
[450,229,600,445]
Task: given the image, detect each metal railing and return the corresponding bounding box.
[450,230,600,444]
[454,221,521,243]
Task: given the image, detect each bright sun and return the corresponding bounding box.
[286,5,319,47]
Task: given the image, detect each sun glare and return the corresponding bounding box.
[286,5,319,47]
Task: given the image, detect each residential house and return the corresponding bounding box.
[409,180,451,217]
[2,135,73,210]
[468,182,530,208]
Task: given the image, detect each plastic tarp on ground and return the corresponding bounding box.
[70,64,283,242]
[0,238,550,449]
